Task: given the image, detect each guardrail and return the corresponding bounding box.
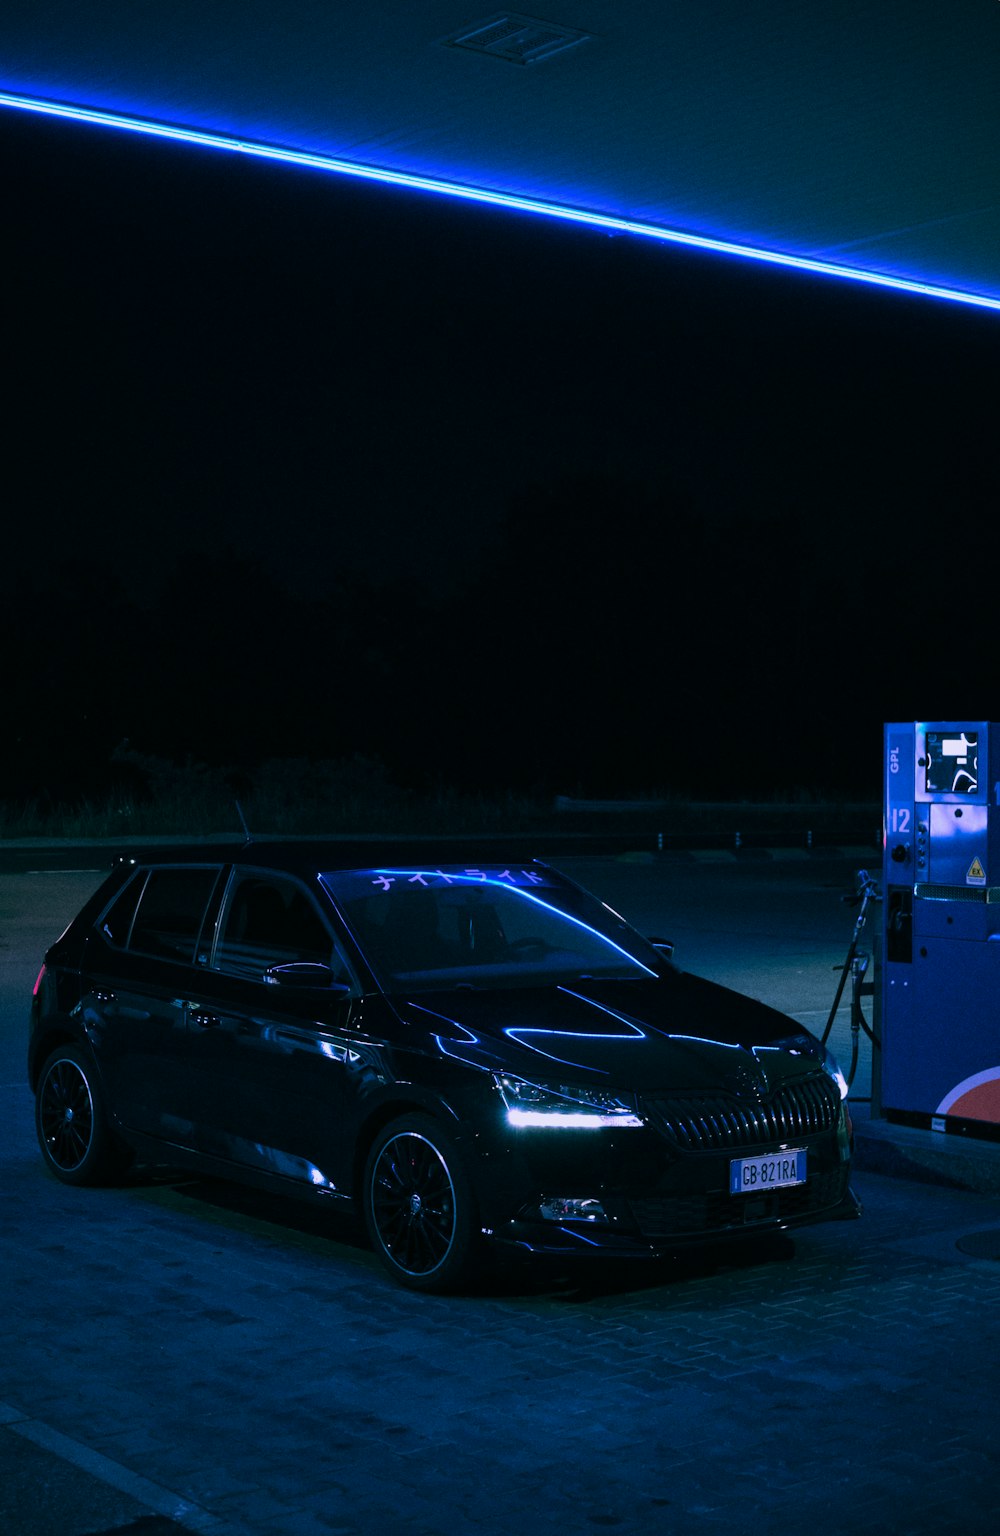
[551,797,880,855]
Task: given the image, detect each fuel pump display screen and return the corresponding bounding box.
[924,731,979,796]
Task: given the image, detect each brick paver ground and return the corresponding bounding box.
[4,1081,1000,1536]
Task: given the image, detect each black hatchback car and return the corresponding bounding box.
[29,842,859,1290]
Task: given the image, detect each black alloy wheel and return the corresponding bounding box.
[35,1045,131,1186]
[364,1114,480,1292]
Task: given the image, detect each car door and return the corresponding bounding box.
[81,864,225,1145]
[177,868,372,1198]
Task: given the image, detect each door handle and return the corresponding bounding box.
[190,1011,222,1030]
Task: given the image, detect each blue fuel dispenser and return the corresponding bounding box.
[882,722,1000,1134]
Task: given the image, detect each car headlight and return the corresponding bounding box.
[495,1073,643,1128]
[774,1034,849,1101]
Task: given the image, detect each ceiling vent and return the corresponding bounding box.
[443,13,591,65]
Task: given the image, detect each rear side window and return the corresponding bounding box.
[127,868,222,963]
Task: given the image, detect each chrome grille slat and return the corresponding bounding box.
[806,1082,821,1131]
[734,1106,754,1140]
[642,1076,839,1152]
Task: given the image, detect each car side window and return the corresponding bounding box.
[215,872,353,986]
[126,868,223,964]
[98,870,147,948]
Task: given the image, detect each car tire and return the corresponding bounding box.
[35,1044,132,1186]
[363,1113,481,1292]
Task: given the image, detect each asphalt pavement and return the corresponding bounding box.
[3,845,999,1536]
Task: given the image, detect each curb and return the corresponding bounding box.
[853,1114,1000,1199]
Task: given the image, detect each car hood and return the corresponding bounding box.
[393,971,818,1094]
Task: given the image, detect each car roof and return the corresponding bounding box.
[113,839,550,879]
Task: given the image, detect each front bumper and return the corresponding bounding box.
[468,1068,857,1259]
[491,1174,861,1258]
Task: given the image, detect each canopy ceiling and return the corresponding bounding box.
[2,2,998,308]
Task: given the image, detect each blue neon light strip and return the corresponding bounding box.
[3,88,999,314]
[371,869,659,978]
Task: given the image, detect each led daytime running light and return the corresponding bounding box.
[507,1106,642,1129]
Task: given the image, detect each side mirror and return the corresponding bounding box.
[648,937,675,962]
[265,962,351,996]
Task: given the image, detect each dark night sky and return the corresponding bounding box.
[4,105,999,803]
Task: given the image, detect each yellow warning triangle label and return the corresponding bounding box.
[967,857,986,883]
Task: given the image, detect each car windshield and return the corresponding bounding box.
[320,865,661,992]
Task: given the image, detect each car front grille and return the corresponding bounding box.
[627,1167,850,1239]
[640,1074,839,1152]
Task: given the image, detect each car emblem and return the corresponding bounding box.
[725,1059,767,1099]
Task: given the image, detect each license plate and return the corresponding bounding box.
[730,1148,806,1195]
